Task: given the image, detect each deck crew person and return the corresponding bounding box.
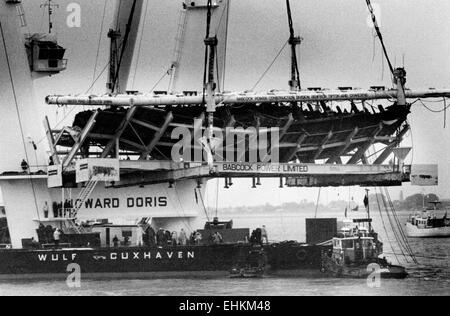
[137,224,145,247]
[146,226,156,246]
[194,231,202,245]
[213,232,223,244]
[178,229,187,246]
[21,159,29,173]
[53,228,61,248]
[261,225,268,244]
[156,228,165,246]
[171,231,178,245]
[43,202,49,219]
[113,235,119,248]
[165,230,172,245]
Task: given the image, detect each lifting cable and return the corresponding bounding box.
[380,187,409,256]
[196,187,211,223]
[378,187,410,263]
[374,187,400,264]
[92,0,108,83]
[384,187,418,263]
[132,0,150,89]
[251,40,289,91]
[314,187,321,218]
[171,185,194,232]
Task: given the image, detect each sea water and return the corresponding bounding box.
[0,211,448,296]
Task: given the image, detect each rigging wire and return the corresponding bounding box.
[215,178,220,218]
[417,98,450,113]
[365,0,395,76]
[251,40,289,91]
[92,0,108,83]
[149,68,172,92]
[131,0,150,90]
[374,187,399,264]
[112,0,139,93]
[384,187,418,263]
[381,188,411,261]
[172,185,194,232]
[196,187,211,222]
[383,252,447,261]
[0,21,41,221]
[377,187,410,263]
[314,187,321,218]
[416,98,450,128]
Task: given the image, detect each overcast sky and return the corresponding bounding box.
[2,0,448,208]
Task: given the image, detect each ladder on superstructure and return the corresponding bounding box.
[72,177,99,220]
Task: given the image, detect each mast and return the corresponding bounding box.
[365,0,406,106]
[40,0,59,34]
[168,0,230,93]
[204,0,218,165]
[107,0,144,94]
[286,0,302,91]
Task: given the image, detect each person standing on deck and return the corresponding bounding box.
[53,228,61,248]
[178,229,187,246]
[113,235,119,248]
[156,228,165,246]
[147,226,156,246]
[21,159,29,173]
[43,202,49,219]
[194,231,202,245]
[261,225,268,244]
[136,225,145,247]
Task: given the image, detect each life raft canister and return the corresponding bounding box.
[296,249,308,261]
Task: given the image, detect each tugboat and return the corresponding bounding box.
[406,202,450,238]
[321,218,408,279]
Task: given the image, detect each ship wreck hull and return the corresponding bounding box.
[63,102,410,164]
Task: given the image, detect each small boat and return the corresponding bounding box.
[230,248,266,279]
[321,218,408,279]
[229,267,265,279]
[406,202,450,238]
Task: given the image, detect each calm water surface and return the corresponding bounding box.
[0,212,448,296]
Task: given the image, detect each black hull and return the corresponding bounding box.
[0,243,328,279]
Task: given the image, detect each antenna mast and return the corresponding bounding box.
[40,0,59,34]
[286,0,302,91]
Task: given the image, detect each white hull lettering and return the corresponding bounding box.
[38,251,195,262]
[83,197,168,209]
[38,254,47,262]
